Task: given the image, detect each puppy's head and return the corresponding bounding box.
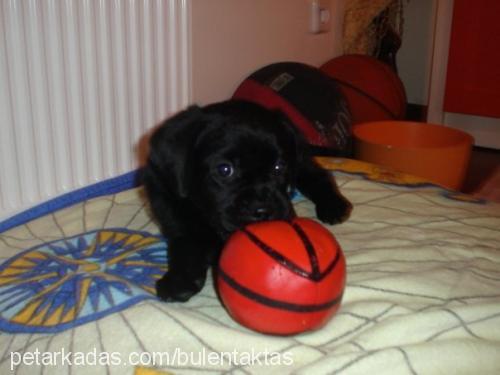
[147,101,302,237]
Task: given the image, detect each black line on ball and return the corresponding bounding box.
[290,221,321,280]
[241,226,310,279]
[330,77,398,119]
[320,248,341,280]
[242,221,340,282]
[219,269,343,313]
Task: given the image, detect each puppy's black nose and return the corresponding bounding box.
[252,207,271,221]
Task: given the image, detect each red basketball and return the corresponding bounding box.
[217,218,346,335]
[321,54,407,125]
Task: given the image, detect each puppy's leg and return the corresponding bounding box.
[143,173,219,302]
[296,158,352,224]
[156,236,219,302]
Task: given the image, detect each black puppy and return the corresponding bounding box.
[143,100,351,302]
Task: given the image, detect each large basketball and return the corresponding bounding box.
[217,218,346,335]
[232,62,352,156]
[321,54,407,125]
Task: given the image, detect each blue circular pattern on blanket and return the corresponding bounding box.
[0,229,167,333]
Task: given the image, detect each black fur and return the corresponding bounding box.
[143,100,351,302]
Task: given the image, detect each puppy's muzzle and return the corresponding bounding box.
[242,195,294,224]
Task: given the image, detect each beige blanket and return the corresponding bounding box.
[1,158,499,374]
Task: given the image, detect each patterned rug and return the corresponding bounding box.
[0,158,499,375]
[0,229,166,333]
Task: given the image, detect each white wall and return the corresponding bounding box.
[397,0,435,105]
[190,0,345,105]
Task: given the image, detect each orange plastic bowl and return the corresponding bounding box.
[353,121,474,190]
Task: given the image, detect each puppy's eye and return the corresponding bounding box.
[273,160,286,175]
[216,163,234,178]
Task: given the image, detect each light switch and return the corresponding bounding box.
[310,0,331,34]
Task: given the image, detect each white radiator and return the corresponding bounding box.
[0,0,191,220]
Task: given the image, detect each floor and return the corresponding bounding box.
[462,147,500,203]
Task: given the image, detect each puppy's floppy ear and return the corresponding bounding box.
[147,106,204,198]
[272,110,308,185]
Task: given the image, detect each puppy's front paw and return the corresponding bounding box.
[316,197,352,225]
[156,270,207,302]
